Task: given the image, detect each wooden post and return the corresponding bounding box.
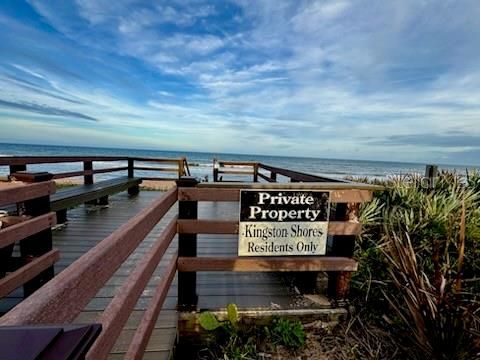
[176,177,199,310]
[83,161,93,185]
[83,161,98,205]
[270,172,277,182]
[327,203,357,301]
[178,159,185,178]
[253,163,259,182]
[14,172,55,297]
[128,159,134,178]
[425,164,438,191]
[127,159,139,195]
[9,164,26,177]
[213,158,219,182]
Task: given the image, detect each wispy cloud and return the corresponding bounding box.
[0,99,97,121]
[0,1,479,163]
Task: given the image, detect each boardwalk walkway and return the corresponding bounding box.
[1,190,295,359]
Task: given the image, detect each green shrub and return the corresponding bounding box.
[266,317,306,350]
[352,170,480,358]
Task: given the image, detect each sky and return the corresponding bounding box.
[0,1,479,165]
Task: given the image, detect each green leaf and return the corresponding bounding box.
[227,303,238,325]
[199,312,221,331]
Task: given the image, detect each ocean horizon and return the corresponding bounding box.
[0,142,478,181]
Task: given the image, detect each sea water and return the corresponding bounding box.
[0,143,477,182]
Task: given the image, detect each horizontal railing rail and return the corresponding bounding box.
[0,156,190,184]
[213,158,347,183]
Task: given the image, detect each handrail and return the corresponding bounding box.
[0,156,190,183]
[0,181,56,206]
[198,181,383,191]
[0,186,177,325]
[258,163,342,182]
[213,158,353,184]
[0,156,129,165]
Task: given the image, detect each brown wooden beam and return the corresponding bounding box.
[0,249,59,298]
[0,212,56,249]
[177,256,357,272]
[178,187,373,203]
[0,156,128,166]
[0,182,56,207]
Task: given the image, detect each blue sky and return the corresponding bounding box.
[0,1,479,164]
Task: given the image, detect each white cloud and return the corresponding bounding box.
[3,0,480,162]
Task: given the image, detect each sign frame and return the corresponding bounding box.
[238,189,331,256]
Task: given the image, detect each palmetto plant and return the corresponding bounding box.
[353,171,480,359]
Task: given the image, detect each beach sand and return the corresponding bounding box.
[0,178,176,191]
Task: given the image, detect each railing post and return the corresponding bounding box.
[12,172,55,297]
[83,161,93,185]
[425,164,438,191]
[253,163,259,182]
[128,158,134,178]
[83,161,98,205]
[178,159,185,178]
[9,164,26,177]
[270,171,277,182]
[213,158,219,182]
[327,202,358,302]
[176,176,199,310]
[127,158,139,195]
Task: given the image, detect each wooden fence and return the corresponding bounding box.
[0,182,58,299]
[0,176,380,358]
[213,159,342,183]
[0,156,190,183]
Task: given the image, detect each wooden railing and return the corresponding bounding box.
[0,181,58,298]
[0,156,190,184]
[0,186,178,359]
[0,177,381,358]
[213,159,342,183]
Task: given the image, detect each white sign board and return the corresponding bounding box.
[238,190,330,256]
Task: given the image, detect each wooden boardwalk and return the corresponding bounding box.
[1,190,295,359]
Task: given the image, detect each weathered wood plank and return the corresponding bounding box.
[93,167,129,175]
[177,219,361,235]
[197,181,383,191]
[177,256,358,272]
[218,170,254,175]
[50,177,142,211]
[0,212,56,248]
[0,182,56,206]
[134,167,178,172]
[0,156,128,166]
[0,250,59,298]
[178,187,373,202]
[53,170,91,179]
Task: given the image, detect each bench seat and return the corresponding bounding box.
[1,177,142,216]
[50,176,142,212]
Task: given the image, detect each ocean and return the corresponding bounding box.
[0,143,477,182]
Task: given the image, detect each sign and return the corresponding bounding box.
[238,190,330,256]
